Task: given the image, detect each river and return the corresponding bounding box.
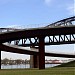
[1,64,60,69]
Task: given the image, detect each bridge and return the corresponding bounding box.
[0,16,75,69]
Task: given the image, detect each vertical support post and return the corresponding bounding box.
[70,34,71,41]
[59,35,60,42]
[53,35,54,42]
[64,35,65,41]
[30,55,34,68]
[0,50,1,69]
[39,37,45,69]
[33,55,38,68]
[30,47,39,68]
[30,55,39,68]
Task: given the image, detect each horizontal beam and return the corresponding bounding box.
[0,26,75,43]
[0,44,75,58]
[0,44,37,55]
[18,41,75,47]
[45,53,75,58]
[45,41,75,45]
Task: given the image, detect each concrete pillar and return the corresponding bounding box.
[33,55,39,68]
[30,55,39,68]
[39,37,45,69]
[30,47,39,68]
[30,55,34,68]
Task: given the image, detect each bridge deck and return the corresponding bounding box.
[0,26,75,43]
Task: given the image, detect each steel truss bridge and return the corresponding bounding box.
[0,16,75,69]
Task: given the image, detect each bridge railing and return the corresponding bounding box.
[0,16,75,34]
[45,16,75,27]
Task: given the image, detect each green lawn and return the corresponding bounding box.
[0,67,75,75]
[0,61,75,75]
[56,60,75,67]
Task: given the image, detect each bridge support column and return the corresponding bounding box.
[0,51,1,69]
[34,55,39,68]
[30,47,39,68]
[39,37,45,69]
[30,55,39,68]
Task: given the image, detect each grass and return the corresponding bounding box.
[0,67,75,75]
[0,60,75,75]
[56,60,75,67]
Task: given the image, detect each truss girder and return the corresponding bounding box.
[46,16,75,27]
[0,16,75,46]
[7,34,75,47]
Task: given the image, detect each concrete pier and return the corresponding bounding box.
[30,47,39,68]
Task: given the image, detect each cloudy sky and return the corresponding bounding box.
[0,0,75,60]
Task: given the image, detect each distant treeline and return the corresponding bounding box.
[1,58,30,65]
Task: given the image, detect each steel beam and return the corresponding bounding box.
[0,50,1,69]
[0,44,75,58]
[39,37,45,69]
[1,26,75,43]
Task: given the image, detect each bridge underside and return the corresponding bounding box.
[0,16,75,69]
[0,44,75,69]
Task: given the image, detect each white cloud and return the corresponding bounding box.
[44,0,52,7]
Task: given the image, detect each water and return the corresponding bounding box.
[1,64,60,69]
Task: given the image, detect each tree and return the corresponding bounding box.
[2,58,9,65]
